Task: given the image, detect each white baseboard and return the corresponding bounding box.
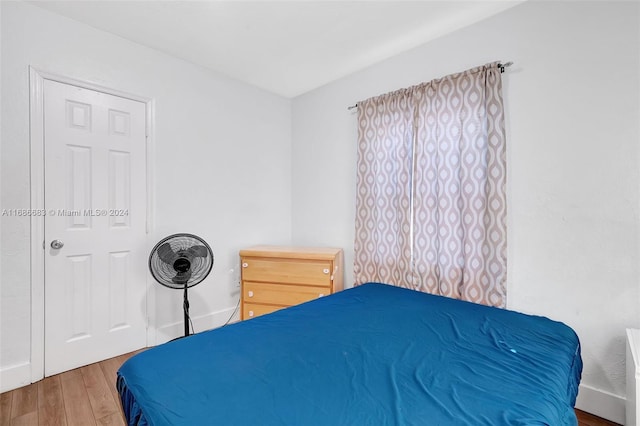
[155,306,239,344]
[0,361,31,393]
[576,383,626,425]
[1,307,240,392]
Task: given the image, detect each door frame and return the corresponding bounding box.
[29,67,156,382]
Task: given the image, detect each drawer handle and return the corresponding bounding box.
[242,262,248,268]
[248,310,254,317]
[248,291,254,298]
[323,268,330,274]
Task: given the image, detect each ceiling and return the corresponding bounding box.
[30,1,522,98]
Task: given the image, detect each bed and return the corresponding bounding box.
[117,283,582,425]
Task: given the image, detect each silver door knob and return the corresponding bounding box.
[50,240,64,249]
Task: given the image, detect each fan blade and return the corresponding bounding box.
[157,242,178,265]
[187,245,209,258]
[172,270,192,285]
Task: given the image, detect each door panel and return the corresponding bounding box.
[44,80,147,376]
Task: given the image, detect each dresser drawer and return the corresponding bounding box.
[239,246,343,322]
[241,258,332,286]
[242,303,284,320]
[243,282,329,306]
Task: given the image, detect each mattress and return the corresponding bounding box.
[117,283,582,425]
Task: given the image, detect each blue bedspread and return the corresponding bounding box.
[117,283,582,425]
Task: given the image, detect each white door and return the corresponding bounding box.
[43,80,148,376]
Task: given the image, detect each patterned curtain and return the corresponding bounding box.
[354,62,506,308]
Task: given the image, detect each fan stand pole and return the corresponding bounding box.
[183,285,190,337]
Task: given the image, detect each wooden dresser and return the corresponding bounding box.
[239,246,344,320]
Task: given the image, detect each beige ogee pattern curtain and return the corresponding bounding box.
[354,62,506,308]
[353,92,414,286]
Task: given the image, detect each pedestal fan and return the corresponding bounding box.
[149,233,214,337]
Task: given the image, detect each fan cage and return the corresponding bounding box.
[149,233,214,289]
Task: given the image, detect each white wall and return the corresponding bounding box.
[1,1,292,391]
[292,1,639,423]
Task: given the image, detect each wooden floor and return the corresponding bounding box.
[576,410,622,426]
[0,351,622,426]
[0,351,139,426]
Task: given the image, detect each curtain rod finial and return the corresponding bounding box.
[499,61,514,73]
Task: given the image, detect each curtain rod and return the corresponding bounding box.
[347,61,513,111]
